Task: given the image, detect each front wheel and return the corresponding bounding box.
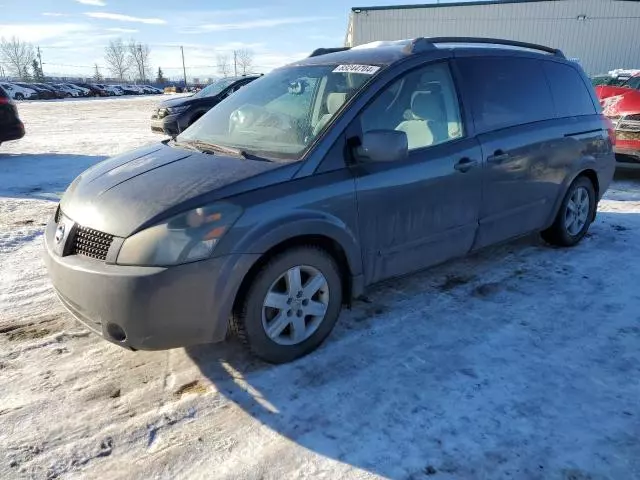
[231,246,343,363]
[15,93,24,100]
[542,176,596,247]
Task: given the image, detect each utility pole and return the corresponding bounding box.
[37,46,44,77]
[180,46,187,88]
[233,50,238,77]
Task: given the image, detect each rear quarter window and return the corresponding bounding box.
[457,57,555,133]
[543,62,597,117]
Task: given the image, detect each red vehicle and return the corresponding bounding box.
[596,73,640,166]
[0,85,25,146]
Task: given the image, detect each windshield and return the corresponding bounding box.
[624,77,640,90]
[177,64,380,161]
[192,78,239,99]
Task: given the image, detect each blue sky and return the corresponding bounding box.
[0,0,449,80]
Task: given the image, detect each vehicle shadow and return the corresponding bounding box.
[183,210,640,478]
[0,153,106,201]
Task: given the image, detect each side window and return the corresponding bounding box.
[543,62,597,117]
[457,57,554,133]
[358,63,463,151]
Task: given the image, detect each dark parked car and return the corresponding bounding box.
[75,83,108,97]
[35,83,67,99]
[45,38,615,363]
[151,75,260,136]
[14,82,56,100]
[89,84,113,96]
[0,85,25,145]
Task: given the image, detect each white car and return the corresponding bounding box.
[106,85,124,96]
[0,82,37,100]
[65,83,90,96]
[142,85,163,94]
[54,84,81,97]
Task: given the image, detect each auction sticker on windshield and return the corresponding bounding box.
[333,64,381,75]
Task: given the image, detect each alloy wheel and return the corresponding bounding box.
[564,186,590,236]
[261,265,329,346]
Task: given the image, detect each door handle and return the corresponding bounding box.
[454,158,478,173]
[487,150,510,164]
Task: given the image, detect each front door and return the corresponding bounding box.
[350,61,483,284]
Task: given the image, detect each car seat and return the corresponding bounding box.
[313,92,347,135]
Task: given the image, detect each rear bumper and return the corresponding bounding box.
[0,121,25,142]
[43,217,260,350]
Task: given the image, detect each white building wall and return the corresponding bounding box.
[346,0,640,74]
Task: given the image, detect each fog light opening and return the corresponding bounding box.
[106,323,127,342]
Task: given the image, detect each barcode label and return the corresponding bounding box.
[333,64,381,75]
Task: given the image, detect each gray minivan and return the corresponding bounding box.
[44,38,615,363]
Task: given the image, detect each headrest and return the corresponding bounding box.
[327,92,347,114]
[411,91,444,121]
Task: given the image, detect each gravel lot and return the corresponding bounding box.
[1,96,639,480]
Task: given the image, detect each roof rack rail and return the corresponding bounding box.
[309,47,351,57]
[424,37,565,58]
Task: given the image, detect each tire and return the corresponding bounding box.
[231,246,343,363]
[15,93,24,101]
[541,176,596,247]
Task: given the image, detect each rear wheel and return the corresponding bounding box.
[15,93,24,100]
[231,246,343,363]
[542,176,595,247]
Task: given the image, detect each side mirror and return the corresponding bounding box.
[356,130,408,163]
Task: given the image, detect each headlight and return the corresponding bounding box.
[117,203,242,266]
[165,105,190,115]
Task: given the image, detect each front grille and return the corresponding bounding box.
[617,131,640,141]
[617,116,640,133]
[71,225,114,261]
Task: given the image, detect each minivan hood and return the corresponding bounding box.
[60,142,288,237]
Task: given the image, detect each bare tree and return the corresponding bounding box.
[0,37,35,80]
[104,39,129,81]
[216,54,231,77]
[234,49,253,75]
[128,40,151,82]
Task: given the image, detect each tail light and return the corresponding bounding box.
[0,96,9,105]
[602,114,616,146]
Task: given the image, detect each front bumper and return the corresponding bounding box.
[43,216,260,350]
[615,141,640,165]
[150,115,180,136]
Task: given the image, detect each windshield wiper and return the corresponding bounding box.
[170,139,201,153]
[171,138,270,162]
[190,140,271,162]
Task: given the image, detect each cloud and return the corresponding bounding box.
[84,12,166,25]
[76,0,107,5]
[42,12,69,17]
[0,23,91,42]
[106,27,139,33]
[183,16,332,33]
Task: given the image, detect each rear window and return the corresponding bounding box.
[544,62,596,117]
[457,57,555,133]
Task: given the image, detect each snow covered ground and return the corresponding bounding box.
[1,97,639,480]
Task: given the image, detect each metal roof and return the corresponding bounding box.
[351,0,639,12]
